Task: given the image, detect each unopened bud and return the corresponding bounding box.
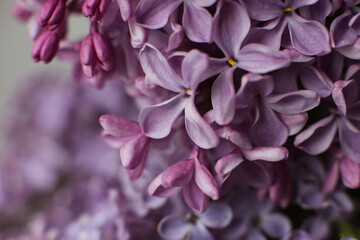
[39,0,66,31]
[31,31,60,64]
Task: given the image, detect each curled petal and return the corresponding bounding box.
[294,115,337,155]
[120,134,149,169]
[299,65,333,98]
[135,0,182,28]
[182,49,209,90]
[185,98,219,149]
[99,115,141,138]
[211,68,236,125]
[250,99,288,146]
[288,14,331,56]
[216,126,252,149]
[241,147,288,162]
[139,43,184,92]
[117,0,132,21]
[194,159,220,200]
[213,0,250,57]
[266,90,320,114]
[183,1,213,43]
[183,179,209,213]
[161,158,194,187]
[140,94,188,139]
[215,151,244,177]
[236,44,290,74]
[330,11,358,48]
[332,80,358,115]
[148,173,179,197]
[278,113,308,136]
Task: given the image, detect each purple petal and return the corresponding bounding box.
[332,80,358,115]
[128,18,147,48]
[194,159,220,200]
[139,43,184,92]
[120,134,149,169]
[288,13,331,56]
[340,156,360,188]
[158,215,192,240]
[330,11,358,48]
[192,0,216,7]
[183,1,213,43]
[135,0,181,28]
[239,161,272,188]
[161,158,194,187]
[260,213,291,238]
[236,44,290,74]
[185,98,219,149]
[250,99,288,146]
[339,118,360,162]
[242,0,283,21]
[294,115,337,155]
[266,90,320,114]
[302,217,329,240]
[214,151,244,177]
[213,0,250,57]
[148,173,179,197]
[299,0,332,23]
[183,179,209,213]
[99,114,141,137]
[127,150,148,180]
[299,66,333,98]
[117,0,132,21]
[182,49,209,91]
[167,23,183,52]
[216,126,252,149]
[349,12,360,34]
[211,68,236,125]
[289,0,318,10]
[199,202,233,229]
[139,94,188,139]
[189,223,214,240]
[241,147,288,162]
[278,113,308,136]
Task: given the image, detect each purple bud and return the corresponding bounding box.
[80,32,115,78]
[31,31,60,64]
[39,0,66,31]
[82,0,111,21]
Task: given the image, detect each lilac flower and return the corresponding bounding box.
[135,0,215,42]
[158,202,232,240]
[236,73,320,146]
[148,146,220,213]
[243,0,331,55]
[31,30,61,63]
[139,43,219,149]
[99,114,150,180]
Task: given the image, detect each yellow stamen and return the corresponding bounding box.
[283,7,292,13]
[228,57,237,67]
[186,89,192,95]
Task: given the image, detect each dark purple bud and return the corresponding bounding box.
[39,0,66,31]
[82,0,111,21]
[80,32,115,78]
[31,31,60,64]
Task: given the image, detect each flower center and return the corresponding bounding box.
[283,7,292,13]
[186,89,192,95]
[227,57,237,67]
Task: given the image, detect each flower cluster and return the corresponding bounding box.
[3,0,360,239]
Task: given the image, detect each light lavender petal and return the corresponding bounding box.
[199,202,233,229]
[158,215,192,240]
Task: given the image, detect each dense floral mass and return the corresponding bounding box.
[2,0,360,239]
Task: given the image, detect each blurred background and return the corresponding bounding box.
[0,1,87,147]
